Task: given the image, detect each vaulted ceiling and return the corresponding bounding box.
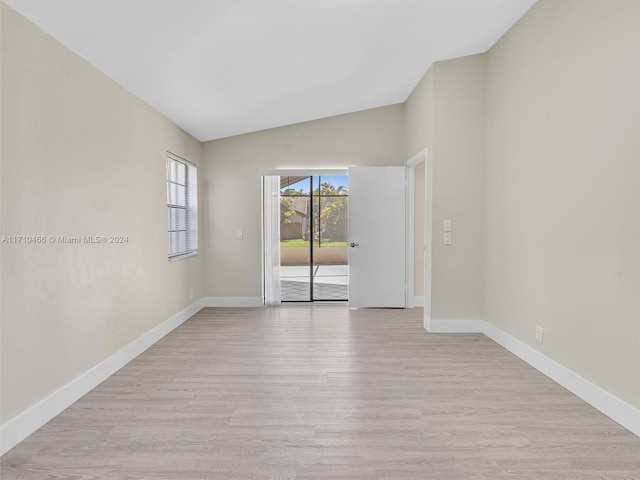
[4,0,537,141]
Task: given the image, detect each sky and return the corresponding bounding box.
[281,175,348,194]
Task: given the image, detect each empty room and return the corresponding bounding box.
[1,0,639,478]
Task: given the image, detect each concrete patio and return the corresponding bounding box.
[281,264,348,301]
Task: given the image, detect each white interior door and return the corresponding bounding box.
[349,166,406,307]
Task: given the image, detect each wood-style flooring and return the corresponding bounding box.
[1,306,639,479]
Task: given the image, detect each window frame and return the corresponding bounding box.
[166,152,198,260]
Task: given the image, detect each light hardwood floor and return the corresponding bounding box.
[1,306,639,479]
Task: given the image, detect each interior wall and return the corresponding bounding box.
[405,68,434,160]
[430,55,486,320]
[403,56,485,321]
[0,5,204,424]
[484,0,640,409]
[202,105,404,299]
[404,68,433,314]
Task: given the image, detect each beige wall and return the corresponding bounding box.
[404,0,640,410]
[431,55,485,320]
[0,5,204,423]
[405,69,433,310]
[202,105,404,298]
[404,56,485,320]
[484,0,640,408]
[405,68,434,160]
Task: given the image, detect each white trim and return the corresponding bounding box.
[413,296,425,307]
[405,165,415,308]
[423,318,640,438]
[404,149,428,313]
[259,168,348,176]
[405,150,427,167]
[260,178,265,305]
[483,322,640,438]
[426,318,484,333]
[166,151,197,168]
[168,251,199,262]
[0,299,205,456]
[201,296,264,307]
[423,152,431,320]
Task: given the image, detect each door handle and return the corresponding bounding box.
[350,242,359,248]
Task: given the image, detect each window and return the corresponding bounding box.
[166,153,198,259]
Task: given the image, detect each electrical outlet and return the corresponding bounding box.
[189,288,194,300]
[536,325,544,343]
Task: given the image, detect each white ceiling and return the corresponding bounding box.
[4,0,537,141]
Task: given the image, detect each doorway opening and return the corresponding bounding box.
[279,175,349,302]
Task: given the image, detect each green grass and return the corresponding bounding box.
[280,239,348,247]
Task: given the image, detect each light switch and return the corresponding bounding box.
[443,219,452,232]
[444,232,452,245]
[236,230,243,240]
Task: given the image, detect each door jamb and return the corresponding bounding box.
[405,149,430,316]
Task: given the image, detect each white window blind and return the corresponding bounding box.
[167,153,198,259]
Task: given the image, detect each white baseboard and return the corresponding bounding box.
[3,303,637,455]
[0,299,205,456]
[483,322,640,438]
[426,318,484,333]
[201,296,263,307]
[423,318,639,437]
[413,296,425,307]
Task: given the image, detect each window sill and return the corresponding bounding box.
[168,251,199,262]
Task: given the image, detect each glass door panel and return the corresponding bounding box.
[312,175,349,301]
[279,175,349,302]
[280,177,311,301]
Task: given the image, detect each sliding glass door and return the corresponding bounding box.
[279,175,349,302]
